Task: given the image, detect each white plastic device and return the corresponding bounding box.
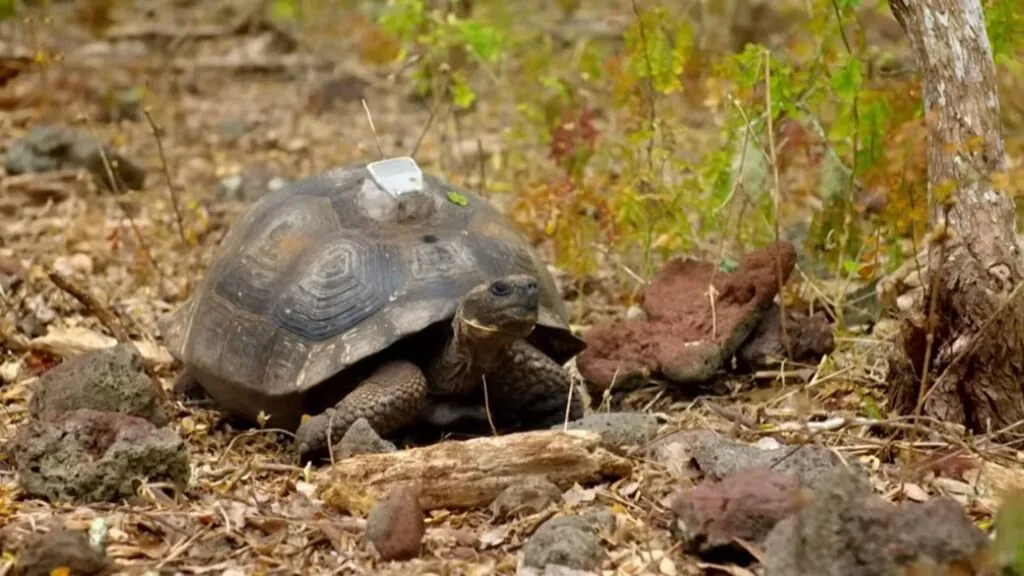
[367,156,424,198]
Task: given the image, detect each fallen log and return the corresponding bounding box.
[316,429,632,512]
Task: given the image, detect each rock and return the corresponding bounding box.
[523,515,605,571]
[491,476,563,518]
[333,417,398,460]
[669,468,803,558]
[307,73,372,112]
[365,485,425,561]
[0,254,25,294]
[28,343,168,427]
[763,469,989,576]
[11,409,190,503]
[12,528,111,576]
[736,303,835,371]
[5,124,146,192]
[651,430,862,491]
[579,507,616,534]
[216,164,288,203]
[577,242,797,390]
[555,412,660,450]
[518,565,599,576]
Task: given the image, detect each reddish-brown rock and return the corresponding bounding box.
[365,485,425,561]
[736,303,835,370]
[669,467,803,558]
[577,242,797,390]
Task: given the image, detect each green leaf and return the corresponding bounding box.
[453,20,503,63]
[447,191,468,206]
[269,0,299,22]
[0,0,17,21]
[718,257,739,272]
[831,57,862,102]
[451,75,477,109]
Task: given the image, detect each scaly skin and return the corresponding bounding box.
[294,360,427,458]
[484,339,584,428]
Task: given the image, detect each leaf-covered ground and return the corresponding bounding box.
[2,0,1024,574]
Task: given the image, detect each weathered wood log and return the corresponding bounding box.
[316,430,632,512]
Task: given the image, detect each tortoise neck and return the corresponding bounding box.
[427,313,512,395]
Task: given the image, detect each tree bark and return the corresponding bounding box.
[884,0,1023,436]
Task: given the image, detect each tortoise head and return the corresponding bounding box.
[456,274,540,346]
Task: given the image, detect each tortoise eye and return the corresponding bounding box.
[489,280,511,297]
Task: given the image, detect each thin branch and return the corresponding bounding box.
[48,269,131,343]
[763,50,793,359]
[142,108,187,248]
[361,99,386,160]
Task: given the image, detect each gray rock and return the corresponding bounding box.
[523,516,605,571]
[5,124,146,192]
[762,469,988,576]
[332,417,397,460]
[28,343,168,427]
[12,408,190,503]
[654,430,862,491]
[216,165,288,203]
[11,528,111,576]
[491,476,563,518]
[554,412,659,450]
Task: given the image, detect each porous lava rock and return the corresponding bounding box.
[735,303,835,370]
[5,124,146,192]
[577,242,796,390]
[28,343,168,427]
[762,468,989,576]
[10,408,190,503]
[11,528,111,576]
[669,467,804,558]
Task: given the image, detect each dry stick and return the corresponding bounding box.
[361,98,387,160]
[476,138,486,192]
[481,374,499,436]
[763,50,793,360]
[409,74,452,159]
[630,0,656,177]
[48,270,131,343]
[76,110,170,285]
[142,108,187,247]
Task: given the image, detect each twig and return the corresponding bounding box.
[481,374,499,436]
[48,270,130,343]
[142,109,188,248]
[360,99,386,160]
[763,50,793,359]
[409,74,452,159]
[74,109,169,285]
[630,0,657,176]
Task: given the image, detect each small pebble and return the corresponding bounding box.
[490,476,563,518]
[365,485,425,561]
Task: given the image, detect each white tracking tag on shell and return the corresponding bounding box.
[367,156,424,198]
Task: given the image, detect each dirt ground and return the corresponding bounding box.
[2,0,1024,574]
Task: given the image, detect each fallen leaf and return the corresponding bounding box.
[477,525,508,549]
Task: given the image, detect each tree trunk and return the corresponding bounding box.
[884,0,1024,436]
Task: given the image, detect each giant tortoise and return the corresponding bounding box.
[160,158,586,459]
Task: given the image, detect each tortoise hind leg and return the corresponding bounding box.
[485,339,584,429]
[295,360,427,461]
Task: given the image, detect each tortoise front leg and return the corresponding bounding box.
[485,339,584,429]
[295,360,427,461]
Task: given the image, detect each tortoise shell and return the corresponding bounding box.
[161,162,584,428]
